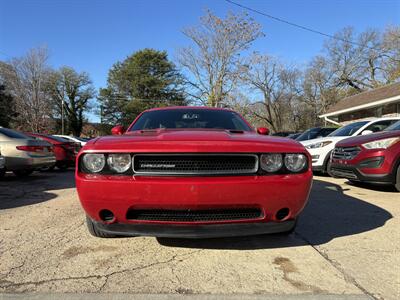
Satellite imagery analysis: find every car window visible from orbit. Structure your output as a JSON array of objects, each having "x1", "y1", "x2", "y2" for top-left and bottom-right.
[
  {"x1": 384, "y1": 120, "x2": 400, "y2": 131},
  {"x1": 362, "y1": 120, "x2": 398, "y2": 133},
  {"x1": 130, "y1": 109, "x2": 252, "y2": 131},
  {"x1": 0, "y1": 128, "x2": 31, "y2": 140},
  {"x1": 296, "y1": 128, "x2": 320, "y2": 141},
  {"x1": 328, "y1": 121, "x2": 369, "y2": 137}
]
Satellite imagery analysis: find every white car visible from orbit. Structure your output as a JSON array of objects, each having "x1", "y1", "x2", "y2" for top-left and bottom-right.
[
  {"x1": 53, "y1": 135, "x2": 88, "y2": 147},
  {"x1": 301, "y1": 117, "x2": 400, "y2": 173}
]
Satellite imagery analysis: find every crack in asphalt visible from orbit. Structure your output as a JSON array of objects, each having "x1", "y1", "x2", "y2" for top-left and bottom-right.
[
  {"x1": 294, "y1": 231, "x2": 380, "y2": 300},
  {"x1": 0, "y1": 249, "x2": 203, "y2": 292}
]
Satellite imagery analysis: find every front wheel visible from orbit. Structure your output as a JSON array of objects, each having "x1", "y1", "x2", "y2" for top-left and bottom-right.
[
  {"x1": 86, "y1": 216, "x2": 116, "y2": 238},
  {"x1": 395, "y1": 164, "x2": 400, "y2": 192},
  {"x1": 0, "y1": 168, "x2": 5, "y2": 178}
]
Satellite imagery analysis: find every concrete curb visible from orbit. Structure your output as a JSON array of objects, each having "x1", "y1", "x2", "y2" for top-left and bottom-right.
[{"x1": 0, "y1": 293, "x2": 373, "y2": 300}]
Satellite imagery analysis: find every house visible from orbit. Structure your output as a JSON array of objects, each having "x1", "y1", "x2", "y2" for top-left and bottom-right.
[{"x1": 319, "y1": 82, "x2": 400, "y2": 125}]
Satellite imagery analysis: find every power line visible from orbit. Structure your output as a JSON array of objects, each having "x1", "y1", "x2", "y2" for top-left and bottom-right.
[{"x1": 224, "y1": 0, "x2": 382, "y2": 52}]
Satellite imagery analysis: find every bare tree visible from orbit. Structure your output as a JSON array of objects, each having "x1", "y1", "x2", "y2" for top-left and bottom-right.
[
  {"x1": 240, "y1": 54, "x2": 301, "y2": 132},
  {"x1": 178, "y1": 10, "x2": 264, "y2": 107},
  {"x1": 324, "y1": 26, "x2": 400, "y2": 92},
  {"x1": 47, "y1": 66, "x2": 96, "y2": 136},
  {"x1": 0, "y1": 47, "x2": 53, "y2": 132}
]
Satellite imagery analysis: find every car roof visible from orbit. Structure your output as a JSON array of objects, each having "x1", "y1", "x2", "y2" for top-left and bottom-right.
[{"x1": 144, "y1": 106, "x2": 235, "y2": 113}]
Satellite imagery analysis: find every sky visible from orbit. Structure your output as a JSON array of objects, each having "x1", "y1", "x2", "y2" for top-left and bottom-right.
[{"x1": 1, "y1": 0, "x2": 399, "y2": 122}]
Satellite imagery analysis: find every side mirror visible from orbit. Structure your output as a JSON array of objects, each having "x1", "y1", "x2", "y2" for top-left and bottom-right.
[
  {"x1": 111, "y1": 125, "x2": 125, "y2": 135},
  {"x1": 361, "y1": 130, "x2": 373, "y2": 135},
  {"x1": 257, "y1": 127, "x2": 270, "y2": 135}
]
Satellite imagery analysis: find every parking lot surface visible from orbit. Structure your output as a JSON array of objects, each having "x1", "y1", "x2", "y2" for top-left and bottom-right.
[{"x1": 0, "y1": 171, "x2": 398, "y2": 300}]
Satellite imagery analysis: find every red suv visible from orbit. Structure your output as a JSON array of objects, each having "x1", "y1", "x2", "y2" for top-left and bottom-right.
[
  {"x1": 330, "y1": 121, "x2": 400, "y2": 191},
  {"x1": 26, "y1": 133, "x2": 79, "y2": 170}
]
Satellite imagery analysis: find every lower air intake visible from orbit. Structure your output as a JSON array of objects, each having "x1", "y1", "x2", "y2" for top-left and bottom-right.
[{"x1": 126, "y1": 208, "x2": 263, "y2": 222}]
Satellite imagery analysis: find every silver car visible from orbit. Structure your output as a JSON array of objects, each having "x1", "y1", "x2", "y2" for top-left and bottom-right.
[{"x1": 0, "y1": 127, "x2": 56, "y2": 177}]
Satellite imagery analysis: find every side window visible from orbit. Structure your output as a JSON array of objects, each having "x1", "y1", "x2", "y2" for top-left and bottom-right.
[{"x1": 363, "y1": 120, "x2": 397, "y2": 133}]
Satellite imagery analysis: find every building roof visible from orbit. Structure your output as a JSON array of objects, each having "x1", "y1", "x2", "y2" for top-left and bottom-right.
[{"x1": 320, "y1": 82, "x2": 400, "y2": 118}]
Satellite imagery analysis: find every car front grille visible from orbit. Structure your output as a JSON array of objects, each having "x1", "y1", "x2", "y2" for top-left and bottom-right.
[
  {"x1": 133, "y1": 154, "x2": 258, "y2": 175},
  {"x1": 330, "y1": 167, "x2": 358, "y2": 179},
  {"x1": 332, "y1": 146, "x2": 361, "y2": 160},
  {"x1": 126, "y1": 208, "x2": 263, "y2": 222}
]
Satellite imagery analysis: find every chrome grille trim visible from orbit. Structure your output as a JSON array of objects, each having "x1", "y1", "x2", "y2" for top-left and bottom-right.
[
  {"x1": 332, "y1": 146, "x2": 361, "y2": 160},
  {"x1": 330, "y1": 167, "x2": 358, "y2": 179},
  {"x1": 132, "y1": 154, "x2": 259, "y2": 175}
]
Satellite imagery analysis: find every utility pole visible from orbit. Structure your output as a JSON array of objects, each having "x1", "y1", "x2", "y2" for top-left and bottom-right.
[{"x1": 61, "y1": 97, "x2": 64, "y2": 135}]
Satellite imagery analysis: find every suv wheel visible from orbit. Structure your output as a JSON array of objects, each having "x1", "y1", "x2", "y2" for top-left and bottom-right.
[
  {"x1": 86, "y1": 216, "x2": 116, "y2": 238},
  {"x1": 395, "y1": 164, "x2": 400, "y2": 192}
]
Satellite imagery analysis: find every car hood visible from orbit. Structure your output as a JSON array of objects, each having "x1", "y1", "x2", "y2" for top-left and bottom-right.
[
  {"x1": 83, "y1": 129, "x2": 306, "y2": 153},
  {"x1": 300, "y1": 136, "x2": 348, "y2": 146},
  {"x1": 337, "y1": 130, "x2": 400, "y2": 147}
]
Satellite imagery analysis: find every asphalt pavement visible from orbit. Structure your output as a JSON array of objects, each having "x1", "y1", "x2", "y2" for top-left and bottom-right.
[{"x1": 0, "y1": 170, "x2": 398, "y2": 299}]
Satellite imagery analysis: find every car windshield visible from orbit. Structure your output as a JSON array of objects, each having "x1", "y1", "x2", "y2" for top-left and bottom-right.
[
  {"x1": 384, "y1": 120, "x2": 400, "y2": 131},
  {"x1": 0, "y1": 128, "x2": 31, "y2": 139},
  {"x1": 296, "y1": 128, "x2": 320, "y2": 141},
  {"x1": 129, "y1": 109, "x2": 252, "y2": 131},
  {"x1": 328, "y1": 121, "x2": 369, "y2": 137}
]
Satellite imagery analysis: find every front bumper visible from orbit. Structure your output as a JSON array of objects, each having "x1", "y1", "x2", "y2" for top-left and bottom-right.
[
  {"x1": 92, "y1": 218, "x2": 296, "y2": 238},
  {"x1": 76, "y1": 172, "x2": 312, "y2": 237},
  {"x1": 330, "y1": 163, "x2": 395, "y2": 184}
]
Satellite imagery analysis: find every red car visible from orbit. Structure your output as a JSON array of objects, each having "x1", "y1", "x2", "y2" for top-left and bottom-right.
[
  {"x1": 76, "y1": 107, "x2": 313, "y2": 238},
  {"x1": 330, "y1": 120, "x2": 400, "y2": 191},
  {"x1": 26, "y1": 133, "x2": 79, "y2": 170}
]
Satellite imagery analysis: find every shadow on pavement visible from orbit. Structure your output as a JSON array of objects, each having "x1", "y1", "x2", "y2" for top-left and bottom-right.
[
  {"x1": 157, "y1": 179, "x2": 393, "y2": 249},
  {"x1": 0, "y1": 169, "x2": 75, "y2": 209}
]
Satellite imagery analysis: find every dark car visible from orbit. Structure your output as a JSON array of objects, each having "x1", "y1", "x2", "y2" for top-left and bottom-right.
[
  {"x1": 26, "y1": 133, "x2": 79, "y2": 170},
  {"x1": 287, "y1": 132, "x2": 302, "y2": 139},
  {"x1": 272, "y1": 131, "x2": 298, "y2": 137},
  {"x1": 296, "y1": 127, "x2": 337, "y2": 142},
  {"x1": 330, "y1": 121, "x2": 400, "y2": 191}
]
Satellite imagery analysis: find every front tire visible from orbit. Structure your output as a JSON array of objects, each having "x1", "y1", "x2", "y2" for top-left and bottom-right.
[
  {"x1": 86, "y1": 216, "x2": 116, "y2": 238},
  {"x1": 395, "y1": 164, "x2": 400, "y2": 192}
]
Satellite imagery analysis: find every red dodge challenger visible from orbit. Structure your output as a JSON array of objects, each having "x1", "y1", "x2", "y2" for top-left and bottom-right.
[{"x1": 76, "y1": 107, "x2": 313, "y2": 238}]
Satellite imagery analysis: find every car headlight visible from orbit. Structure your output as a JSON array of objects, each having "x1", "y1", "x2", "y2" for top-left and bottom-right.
[
  {"x1": 284, "y1": 154, "x2": 307, "y2": 172},
  {"x1": 82, "y1": 154, "x2": 105, "y2": 173},
  {"x1": 362, "y1": 137, "x2": 400, "y2": 149},
  {"x1": 305, "y1": 141, "x2": 332, "y2": 149},
  {"x1": 107, "y1": 153, "x2": 132, "y2": 173},
  {"x1": 260, "y1": 153, "x2": 283, "y2": 172}
]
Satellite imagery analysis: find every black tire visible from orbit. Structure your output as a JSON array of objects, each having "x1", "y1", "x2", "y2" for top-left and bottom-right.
[
  {"x1": 395, "y1": 164, "x2": 400, "y2": 192},
  {"x1": 86, "y1": 216, "x2": 116, "y2": 238},
  {"x1": 0, "y1": 168, "x2": 5, "y2": 178},
  {"x1": 57, "y1": 163, "x2": 69, "y2": 171},
  {"x1": 13, "y1": 170, "x2": 33, "y2": 177},
  {"x1": 41, "y1": 165, "x2": 55, "y2": 172}
]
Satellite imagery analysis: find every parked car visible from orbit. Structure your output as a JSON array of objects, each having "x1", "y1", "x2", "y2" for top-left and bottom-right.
[
  {"x1": 330, "y1": 120, "x2": 400, "y2": 191},
  {"x1": 76, "y1": 107, "x2": 313, "y2": 238},
  {"x1": 296, "y1": 127, "x2": 337, "y2": 142},
  {"x1": 26, "y1": 133, "x2": 78, "y2": 170},
  {"x1": 287, "y1": 132, "x2": 302, "y2": 139},
  {"x1": 272, "y1": 131, "x2": 297, "y2": 137},
  {"x1": 0, "y1": 127, "x2": 55, "y2": 177},
  {"x1": 301, "y1": 117, "x2": 400, "y2": 173},
  {"x1": 53, "y1": 135, "x2": 88, "y2": 147}
]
